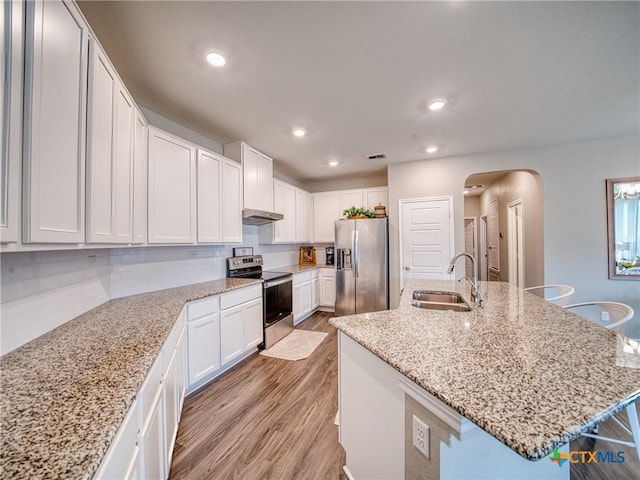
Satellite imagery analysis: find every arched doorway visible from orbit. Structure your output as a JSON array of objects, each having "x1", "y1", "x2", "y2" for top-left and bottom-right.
[{"x1": 463, "y1": 170, "x2": 543, "y2": 287}]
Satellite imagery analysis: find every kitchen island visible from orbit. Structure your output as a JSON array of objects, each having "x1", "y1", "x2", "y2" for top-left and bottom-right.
[{"x1": 330, "y1": 279, "x2": 640, "y2": 479}]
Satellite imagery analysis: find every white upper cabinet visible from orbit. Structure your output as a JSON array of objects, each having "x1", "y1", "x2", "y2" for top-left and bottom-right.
[
  {"x1": 273, "y1": 179, "x2": 295, "y2": 242},
  {"x1": 224, "y1": 141, "x2": 274, "y2": 212},
  {"x1": 86, "y1": 43, "x2": 115, "y2": 243},
  {"x1": 304, "y1": 191, "x2": 314, "y2": 243},
  {"x1": 364, "y1": 187, "x2": 389, "y2": 212},
  {"x1": 197, "y1": 149, "x2": 223, "y2": 243},
  {"x1": 313, "y1": 192, "x2": 340, "y2": 243},
  {"x1": 23, "y1": 0, "x2": 88, "y2": 243},
  {"x1": 295, "y1": 188, "x2": 306, "y2": 242},
  {"x1": 1, "y1": 1, "x2": 23, "y2": 244},
  {"x1": 132, "y1": 109, "x2": 147, "y2": 244},
  {"x1": 259, "y1": 180, "x2": 309, "y2": 244},
  {"x1": 86, "y1": 40, "x2": 134, "y2": 244},
  {"x1": 113, "y1": 85, "x2": 134, "y2": 243},
  {"x1": 339, "y1": 190, "x2": 364, "y2": 213},
  {"x1": 148, "y1": 127, "x2": 196, "y2": 244},
  {"x1": 198, "y1": 150, "x2": 242, "y2": 244},
  {"x1": 313, "y1": 187, "x2": 388, "y2": 243},
  {"x1": 221, "y1": 159, "x2": 243, "y2": 243}
]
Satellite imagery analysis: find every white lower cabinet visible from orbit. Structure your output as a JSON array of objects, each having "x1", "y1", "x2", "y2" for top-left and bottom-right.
[
  {"x1": 312, "y1": 277, "x2": 319, "y2": 310},
  {"x1": 186, "y1": 284, "x2": 262, "y2": 393},
  {"x1": 175, "y1": 329, "x2": 186, "y2": 415},
  {"x1": 163, "y1": 347, "x2": 179, "y2": 474},
  {"x1": 139, "y1": 383, "x2": 165, "y2": 480},
  {"x1": 94, "y1": 399, "x2": 140, "y2": 480},
  {"x1": 96, "y1": 314, "x2": 186, "y2": 480},
  {"x1": 220, "y1": 304, "x2": 245, "y2": 364},
  {"x1": 293, "y1": 270, "x2": 318, "y2": 325},
  {"x1": 97, "y1": 286, "x2": 262, "y2": 480},
  {"x1": 319, "y1": 268, "x2": 336, "y2": 309},
  {"x1": 243, "y1": 298, "x2": 264, "y2": 350},
  {"x1": 220, "y1": 297, "x2": 263, "y2": 366},
  {"x1": 187, "y1": 312, "x2": 221, "y2": 385}
]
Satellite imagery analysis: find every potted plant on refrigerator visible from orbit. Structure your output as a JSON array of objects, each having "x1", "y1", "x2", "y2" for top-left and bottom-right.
[{"x1": 343, "y1": 206, "x2": 375, "y2": 219}]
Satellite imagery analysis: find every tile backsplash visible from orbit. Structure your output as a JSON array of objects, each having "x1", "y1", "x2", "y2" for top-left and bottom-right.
[
  {"x1": 1, "y1": 249, "x2": 111, "y2": 355},
  {"x1": 0, "y1": 225, "x2": 311, "y2": 355}
]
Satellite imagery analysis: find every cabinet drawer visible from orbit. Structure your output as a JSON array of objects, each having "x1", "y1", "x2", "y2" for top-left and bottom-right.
[
  {"x1": 187, "y1": 295, "x2": 219, "y2": 320},
  {"x1": 320, "y1": 267, "x2": 336, "y2": 278},
  {"x1": 293, "y1": 270, "x2": 314, "y2": 285},
  {"x1": 138, "y1": 355, "x2": 163, "y2": 424},
  {"x1": 220, "y1": 284, "x2": 262, "y2": 310}
]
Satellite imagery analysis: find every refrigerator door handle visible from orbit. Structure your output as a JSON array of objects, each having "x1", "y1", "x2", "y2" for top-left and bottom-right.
[{"x1": 353, "y1": 229, "x2": 359, "y2": 278}]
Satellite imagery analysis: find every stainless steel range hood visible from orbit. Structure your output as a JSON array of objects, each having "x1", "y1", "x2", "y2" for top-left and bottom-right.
[{"x1": 242, "y1": 209, "x2": 284, "y2": 226}]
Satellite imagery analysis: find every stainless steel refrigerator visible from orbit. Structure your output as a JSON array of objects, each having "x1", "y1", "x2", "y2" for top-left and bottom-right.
[{"x1": 335, "y1": 218, "x2": 389, "y2": 316}]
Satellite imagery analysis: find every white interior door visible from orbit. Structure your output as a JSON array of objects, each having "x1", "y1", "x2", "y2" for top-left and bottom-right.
[
  {"x1": 488, "y1": 199, "x2": 500, "y2": 276},
  {"x1": 480, "y1": 215, "x2": 488, "y2": 281},
  {"x1": 464, "y1": 217, "x2": 477, "y2": 279},
  {"x1": 507, "y1": 199, "x2": 524, "y2": 287},
  {"x1": 400, "y1": 197, "x2": 453, "y2": 289}
]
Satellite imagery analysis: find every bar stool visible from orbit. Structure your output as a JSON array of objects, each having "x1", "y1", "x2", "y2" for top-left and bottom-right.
[
  {"x1": 563, "y1": 301, "x2": 634, "y2": 334},
  {"x1": 563, "y1": 300, "x2": 638, "y2": 460},
  {"x1": 523, "y1": 285, "x2": 575, "y2": 306}
]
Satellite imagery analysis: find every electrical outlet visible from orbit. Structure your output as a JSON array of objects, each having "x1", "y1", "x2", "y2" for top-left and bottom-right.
[
  {"x1": 601, "y1": 311, "x2": 610, "y2": 322},
  {"x1": 412, "y1": 415, "x2": 430, "y2": 458}
]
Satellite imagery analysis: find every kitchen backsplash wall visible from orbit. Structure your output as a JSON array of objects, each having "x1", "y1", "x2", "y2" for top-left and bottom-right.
[
  {"x1": 1, "y1": 249, "x2": 111, "y2": 355},
  {"x1": 110, "y1": 245, "x2": 228, "y2": 298},
  {"x1": 1, "y1": 226, "x2": 301, "y2": 354}
]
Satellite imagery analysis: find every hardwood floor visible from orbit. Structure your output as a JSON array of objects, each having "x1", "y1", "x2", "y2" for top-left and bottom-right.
[
  {"x1": 169, "y1": 312, "x2": 639, "y2": 480},
  {"x1": 570, "y1": 403, "x2": 640, "y2": 480},
  {"x1": 168, "y1": 312, "x2": 345, "y2": 480}
]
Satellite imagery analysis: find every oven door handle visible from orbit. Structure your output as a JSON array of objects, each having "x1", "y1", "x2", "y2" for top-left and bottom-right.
[{"x1": 264, "y1": 277, "x2": 292, "y2": 288}]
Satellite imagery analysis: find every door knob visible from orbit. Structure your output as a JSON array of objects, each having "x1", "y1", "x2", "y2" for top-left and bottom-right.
[{"x1": 404, "y1": 266, "x2": 410, "y2": 270}]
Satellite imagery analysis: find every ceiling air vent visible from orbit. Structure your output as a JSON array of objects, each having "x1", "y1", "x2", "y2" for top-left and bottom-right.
[{"x1": 367, "y1": 153, "x2": 387, "y2": 160}]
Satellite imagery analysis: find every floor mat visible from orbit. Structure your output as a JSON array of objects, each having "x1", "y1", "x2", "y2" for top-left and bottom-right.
[{"x1": 260, "y1": 329, "x2": 328, "y2": 361}]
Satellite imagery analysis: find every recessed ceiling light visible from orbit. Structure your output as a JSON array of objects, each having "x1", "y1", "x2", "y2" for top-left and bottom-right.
[
  {"x1": 425, "y1": 146, "x2": 439, "y2": 154},
  {"x1": 328, "y1": 160, "x2": 339, "y2": 167},
  {"x1": 292, "y1": 128, "x2": 306, "y2": 137},
  {"x1": 428, "y1": 99, "x2": 447, "y2": 111},
  {"x1": 206, "y1": 52, "x2": 226, "y2": 67}
]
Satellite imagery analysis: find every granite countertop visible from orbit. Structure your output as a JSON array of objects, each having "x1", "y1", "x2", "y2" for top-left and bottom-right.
[
  {"x1": 330, "y1": 279, "x2": 640, "y2": 461},
  {"x1": 275, "y1": 263, "x2": 334, "y2": 274},
  {"x1": 0, "y1": 278, "x2": 261, "y2": 480}
]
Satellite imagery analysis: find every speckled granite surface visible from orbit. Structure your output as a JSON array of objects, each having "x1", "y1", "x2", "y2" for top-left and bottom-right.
[
  {"x1": 0, "y1": 278, "x2": 260, "y2": 480},
  {"x1": 275, "y1": 264, "x2": 334, "y2": 274},
  {"x1": 330, "y1": 279, "x2": 640, "y2": 461}
]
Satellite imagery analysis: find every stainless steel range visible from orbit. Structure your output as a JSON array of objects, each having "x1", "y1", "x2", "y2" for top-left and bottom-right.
[{"x1": 227, "y1": 255, "x2": 293, "y2": 349}]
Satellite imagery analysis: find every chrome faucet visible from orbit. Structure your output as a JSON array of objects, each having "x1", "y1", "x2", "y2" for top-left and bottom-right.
[{"x1": 447, "y1": 252, "x2": 484, "y2": 307}]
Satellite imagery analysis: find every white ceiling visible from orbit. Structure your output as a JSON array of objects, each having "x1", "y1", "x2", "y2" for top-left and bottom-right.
[{"x1": 77, "y1": 1, "x2": 640, "y2": 183}]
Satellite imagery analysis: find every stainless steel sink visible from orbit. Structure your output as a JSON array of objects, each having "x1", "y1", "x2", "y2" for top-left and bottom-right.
[
  {"x1": 412, "y1": 290, "x2": 466, "y2": 304},
  {"x1": 411, "y1": 301, "x2": 472, "y2": 312},
  {"x1": 411, "y1": 290, "x2": 471, "y2": 312}
]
